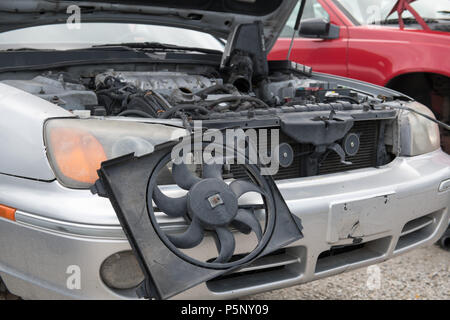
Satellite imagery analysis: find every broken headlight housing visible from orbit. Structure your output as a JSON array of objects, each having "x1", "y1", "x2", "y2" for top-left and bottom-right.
[
  {"x1": 44, "y1": 118, "x2": 187, "y2": 189},
  {"x1": 398, "y1": 102, "x2": 440, "y2": 156}
]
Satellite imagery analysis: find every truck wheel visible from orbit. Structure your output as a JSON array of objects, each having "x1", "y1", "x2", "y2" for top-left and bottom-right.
[
  {"x1": 0, "y1": 277, "x2": 21, "y2": 300},
  {"x1": 438, "y1": 228, "x2": 450, "y2": 251},
  {"x1": 430, "y1": 75, "x2": 450, "y2": 154}
]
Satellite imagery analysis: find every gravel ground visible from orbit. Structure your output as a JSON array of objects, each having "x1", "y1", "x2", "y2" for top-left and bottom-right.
[
  {"x1": 1, "y1": 244, "x2": 448, "y2": 300},
  {"x1": 245, "y1": 244, "x2": 450, "y2": 300}
]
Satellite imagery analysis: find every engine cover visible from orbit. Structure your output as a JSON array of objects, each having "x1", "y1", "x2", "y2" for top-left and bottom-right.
[{"x1": 95, "y1": 71, "x2": 222, "y2": 102}]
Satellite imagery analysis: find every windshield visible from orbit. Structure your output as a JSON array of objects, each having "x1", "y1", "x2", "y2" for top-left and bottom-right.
[
  {"x1": 335, "y1": 0, "x2": 450, "y2": 25},
  {"x1": 0, "y1": 23, "x2": 225, "y2": 51},
  {"x1": 281, "y1": 0, "x2": 330, "y2": 37}
]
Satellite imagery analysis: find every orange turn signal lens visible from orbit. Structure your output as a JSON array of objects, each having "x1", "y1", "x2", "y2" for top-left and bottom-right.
[
  {"x1": 0, "y1": 204, "x2": 16, "y2": 221},
  {"x1": 48, "y1": 127, "x2": 107, "y2": 185}
]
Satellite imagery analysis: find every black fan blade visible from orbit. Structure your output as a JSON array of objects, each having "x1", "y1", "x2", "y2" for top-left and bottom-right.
[
  {"x1": 231, "y1": 209, "x2": 262, "y2": 241},
  {"x1": 153, "y1": 187, "x2": 187, "y2": 217},
  {"x1": 172, "y1": 162, "x2": 201, "y2": 190},
  {"x1": 166, "y1": 218, "x2": 204, "y2": 249},
  {"x1": 202, "y1": 163, "x2": 223, "y2": 179},
  {"x1": 213, "y1": 227, "x2": 236, "y2": 263},
  {"x1": 229, "y1": 179, "x2": 265, "y2": 198}
]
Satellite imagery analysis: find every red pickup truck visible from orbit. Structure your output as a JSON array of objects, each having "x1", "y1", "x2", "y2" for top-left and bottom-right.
[{"x1": 269, "y1": 0, "x2": 450, "y2": 152}]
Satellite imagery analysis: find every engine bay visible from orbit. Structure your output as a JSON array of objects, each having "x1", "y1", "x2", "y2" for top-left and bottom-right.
[
  {"x1": 0, "y1": 62, "x2": 380, "y2": 120},
  {"x1": 0, "y1": 56, "x2": 400, "y2": 179},
  {"x1": 0, "y1": 22, "x2": 397, "y2": 124}
]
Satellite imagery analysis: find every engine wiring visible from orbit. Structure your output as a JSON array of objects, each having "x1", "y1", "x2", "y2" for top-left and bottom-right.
[
  {"x1": 90, "y1": 72, "x2": 450, "y2": 132},
  {"x1": 158, "y1": 105, "x2": 210, "y2": 119},
  {"x1": 203, "y1": 95, "x2": 270, "y2": 110},
  {"x1": 324, "y1": 95, "x2": 361, "y2": 105},
  {"x1": 117, "y1": 109, "x2": 154, "y2": 118},
  {"x1": 386, "y1": 104, "x2": 450, "y2": 130}
]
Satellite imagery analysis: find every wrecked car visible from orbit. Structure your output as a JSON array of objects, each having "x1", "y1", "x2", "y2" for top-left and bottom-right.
[{"x1": 0, "y1": 0, "x2": 449, "y2": 300}]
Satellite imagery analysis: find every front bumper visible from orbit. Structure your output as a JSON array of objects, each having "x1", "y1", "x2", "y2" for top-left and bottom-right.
[{"x1": 0, "y1": 150, "x2": 449, "y2": 299}]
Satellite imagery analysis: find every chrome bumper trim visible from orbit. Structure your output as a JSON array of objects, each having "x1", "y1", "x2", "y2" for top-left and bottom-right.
[{"x1": 15, "y1": 210, "x2": 126, "y2": 239}]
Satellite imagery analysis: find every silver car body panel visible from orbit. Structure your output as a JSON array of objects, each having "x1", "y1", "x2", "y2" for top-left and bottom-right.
[
  {"x1": 0, "y1": 83, "x2": 72, "y2": 181},
  {"x1": 0, "y1": 149, "x2": 449, "y2": 299}
]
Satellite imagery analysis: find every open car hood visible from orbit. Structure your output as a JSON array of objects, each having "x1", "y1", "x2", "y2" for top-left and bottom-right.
[{"x1": 0, "y1": 0, "x2": 297, "y2": 51}]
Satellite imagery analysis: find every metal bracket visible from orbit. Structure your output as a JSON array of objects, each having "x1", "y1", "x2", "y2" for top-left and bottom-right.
[{"x1": 327, "y1": 143, "x2": 352, "y2": 165}]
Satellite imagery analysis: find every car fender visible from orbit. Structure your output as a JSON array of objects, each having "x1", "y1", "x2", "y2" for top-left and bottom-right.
[
  {"x1": 346, "y1": 27, "x2": 450, "y2": 86},
  {"x1": 0, "y1": 83, "x2": 73, "y2": 181}
]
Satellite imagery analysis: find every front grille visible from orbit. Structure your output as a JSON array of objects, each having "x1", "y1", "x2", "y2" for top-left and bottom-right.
[
  {"x1": 206, "y1": 247, "x2": 305, "y2": 292},
  {"x1": 229, "y1": 120, "x2": 380, "y2": 180},
  {"x1": 318, "y1": 120, "x2": 379, "y2": 175},
  {"x1": 315, "y1": 237, "x2": 391, "y2": 274},
  {"x1": 227, "y1": 134, "x2": 311, "y2": 180}
]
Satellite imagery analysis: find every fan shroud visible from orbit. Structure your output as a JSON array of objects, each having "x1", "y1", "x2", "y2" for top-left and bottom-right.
[{"x1": 93, "y1": 138, "x2": 304, "y2": 299}]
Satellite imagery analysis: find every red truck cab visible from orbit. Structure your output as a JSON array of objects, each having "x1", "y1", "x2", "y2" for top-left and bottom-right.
[{"x1": 270, "y1": 0, "x2": 450, "y2": 152}]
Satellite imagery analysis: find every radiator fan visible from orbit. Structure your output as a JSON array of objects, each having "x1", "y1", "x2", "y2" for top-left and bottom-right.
[
  {"x1": 149, "y1": 156, "x2": 272, "y2": 268},
  {"x1": 94, "y1": 140, "x2": 303, "y2": 299}
]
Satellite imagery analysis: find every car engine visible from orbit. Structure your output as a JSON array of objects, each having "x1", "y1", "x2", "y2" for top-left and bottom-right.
[{"x1": 0, "y1": 64, "x2": 368, "y2": 119}]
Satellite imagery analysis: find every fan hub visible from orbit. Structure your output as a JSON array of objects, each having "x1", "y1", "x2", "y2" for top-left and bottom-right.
[
  {"x1": 207, "y1": 194, "x2": 224, "y2": 208},
  {"x1": 187, "y1": 178, "x2": 238, "y2": 228}
]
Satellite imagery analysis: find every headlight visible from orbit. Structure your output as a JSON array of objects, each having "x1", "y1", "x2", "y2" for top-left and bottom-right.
[
  {"x1": 398, "y1": 102, "x2": 440, "y2": 156},
  {"x1": 44, "y1": 118, "x2": 187, "y2": 189}
]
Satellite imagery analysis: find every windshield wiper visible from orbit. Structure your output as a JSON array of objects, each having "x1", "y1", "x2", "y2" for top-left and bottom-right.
[
  {"x1": 374, "y1": 17, "x2": 440, "y2": 25},
  {"x1": 92, "y1": 42, "x2": 223, "y2": 55},
  {"x1": 1, "y1": 47, "x2": 57, "y2": 52}
]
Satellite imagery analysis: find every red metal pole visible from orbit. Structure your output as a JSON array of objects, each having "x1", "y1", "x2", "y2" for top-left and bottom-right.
[{"x1": 388, "y1": 0, "x2": 430, "y2": 31}]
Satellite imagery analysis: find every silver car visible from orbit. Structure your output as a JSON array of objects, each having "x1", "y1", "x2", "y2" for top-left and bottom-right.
[{"x1": 0, "y1": 0, "x2": 449, "y2": 300}]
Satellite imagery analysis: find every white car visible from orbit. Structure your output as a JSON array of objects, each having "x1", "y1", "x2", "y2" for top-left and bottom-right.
[{"x1": 0, "y1": 0, "x2": 448, "y2": 300}]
